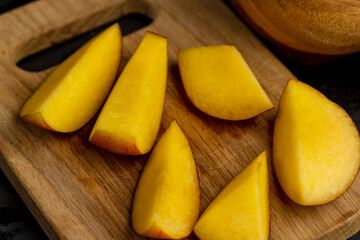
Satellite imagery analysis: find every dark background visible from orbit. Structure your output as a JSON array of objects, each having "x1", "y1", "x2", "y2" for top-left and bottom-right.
[{"x1": 1, "y1": 1, "x2": 360, "y2": 239}]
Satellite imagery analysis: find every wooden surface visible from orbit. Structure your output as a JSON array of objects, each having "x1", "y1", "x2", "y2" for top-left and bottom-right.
[{"x1": 0, "y1": 0, "x2": 360, "y2": 239}]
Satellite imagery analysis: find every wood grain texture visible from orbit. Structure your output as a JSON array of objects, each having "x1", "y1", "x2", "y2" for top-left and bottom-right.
[{"x1": 0, "y1": 0, "x2": 359, "y2": 239}]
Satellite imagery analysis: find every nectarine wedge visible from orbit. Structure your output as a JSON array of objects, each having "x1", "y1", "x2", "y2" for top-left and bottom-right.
[
  {"x1": 89, "y1": 32, "x2": 167, "y2": 155},
  {"x1": 178, "y1": 45, "x2": 273, "y2": 120},
  {"x1": 132, "y1": 120, "x2": 200, "y2": 239},
  {"x1": 273, "y1": 79, "x2": 360, "y2": 205},
  {"x1": 20, "y1": 24, "x2": 122, "y2": 132},
  {"x1": 194, "y1": 152, "x2": 269, "y2": 240}
]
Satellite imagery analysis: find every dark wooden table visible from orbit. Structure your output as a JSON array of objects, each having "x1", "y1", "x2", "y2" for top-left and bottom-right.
[{"x1": 0, "y1": 1, "x2": 359, "y2": 239}]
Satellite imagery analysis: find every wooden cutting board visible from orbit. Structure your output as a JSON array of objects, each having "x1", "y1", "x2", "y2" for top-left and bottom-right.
[{"x1": 0, "y1": 0, "x2": 359, "y2": 239}]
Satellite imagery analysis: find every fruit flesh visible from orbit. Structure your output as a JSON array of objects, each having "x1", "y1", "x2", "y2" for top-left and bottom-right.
[
  {"x1": 132, "y1": 121, "x2": 200, "y2": 239},
  {"x1": 178, "y1": 45, "x2": 273, "y2": 120},
  {"x1": 20, "y1": 24, "x2": 122, "y2": 132},
  {"x1": 194, "y1": 152, "x2": 269, "y2": 240},
  {"x1": 89, "y1": 32, "x2": 167, "y2": 155},
  {"x1": 273, "y1": 79, "x2": 360, "y2": 205}
]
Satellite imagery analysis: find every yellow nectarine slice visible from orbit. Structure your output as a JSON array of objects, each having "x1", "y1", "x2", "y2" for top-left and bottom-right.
[
  {"x1": 20, "y1": 24, "x2": 122, "y2": 132},
  {"x1": 194, "y1": 152, "x2": 269, "y2": 240},
  {"x1": 273, "y1": 79, "x2": 360, "y2": 205},
  {"x1": 132, "y1": 120, "x2": 200, "y2": 239},
  {"x1": 178, "y1": 45, "x2": 273, "y2": 120},
  {"x1": 89, "y1": 32, "x2": 167, "y2": 155}
]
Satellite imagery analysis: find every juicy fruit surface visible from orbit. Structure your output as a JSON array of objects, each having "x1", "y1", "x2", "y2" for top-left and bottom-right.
[
  {"x1": 132, "y1": 121, "x2": 200, "y2": 239},
  {"x1": 178, "y1": 45, "x2": 273, "y2": 120},
  {"x1": 89, "y1": 32, "x2": 167, "y2": 155},
  {"x1": 274, "y1": 79, "x2": 360, "y2": 205},
  {"x1": 20, "y1": 24, "x2": 122, "y2": 132},
  {"x1": 194, "y1": 152, "x2": 269, "y2": 240}
]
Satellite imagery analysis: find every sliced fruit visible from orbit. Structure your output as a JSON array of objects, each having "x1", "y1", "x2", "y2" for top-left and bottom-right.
[
  {"x1": 178, "y1": 45, "x2": 273, "y2": 120},
  {"x1": 273, "y1": 79, "x2": 360, "y2": 205},
  {"x1": 132, "y1": 120, "x2": 200, "y2": 239},
  {"x1": 20, "y1": 23, "x2": 122, "y2": 132},
  {"x1": 89, "y1": 32, "x2": 167, "y2": 155},
  {"x1": 194, "y1": 152, "x2": 269, "y2": 240}
]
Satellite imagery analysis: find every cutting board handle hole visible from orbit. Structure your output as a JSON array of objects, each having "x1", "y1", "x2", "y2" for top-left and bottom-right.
[
  {"x1": 0, "y1": 0, "x2": 33, "y2": 14},
  {"x1": 16, "y1": 13, "x2": 152, "y2": 72}
]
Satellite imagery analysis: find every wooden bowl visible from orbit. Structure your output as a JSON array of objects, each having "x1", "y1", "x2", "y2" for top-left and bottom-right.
[{"x1": 230, "y1": 0, "x2": 360, "y2": 64}]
